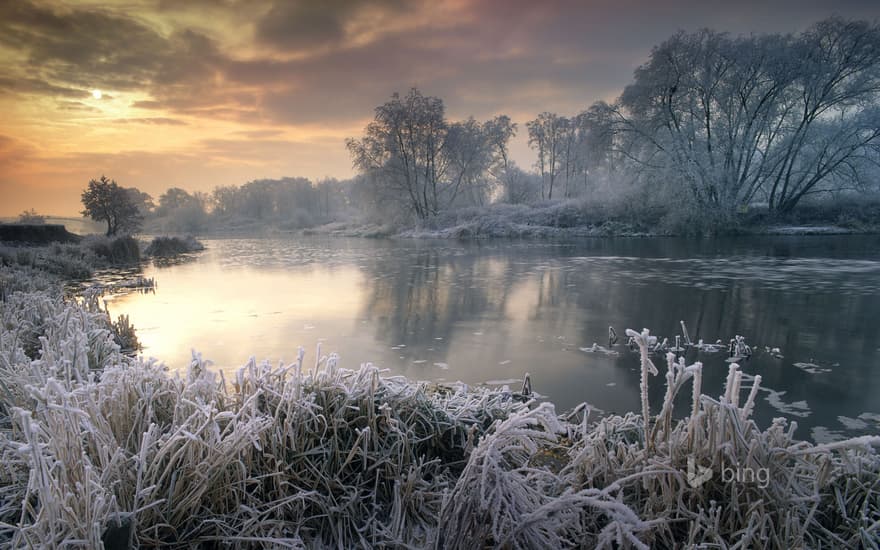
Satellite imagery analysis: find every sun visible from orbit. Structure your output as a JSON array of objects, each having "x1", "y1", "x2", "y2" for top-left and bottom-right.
[{"x1": 91, "y1": 89, "x2": 102, "y2": 100}]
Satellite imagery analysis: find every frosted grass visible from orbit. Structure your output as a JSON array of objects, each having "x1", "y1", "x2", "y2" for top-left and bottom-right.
[{"x1": 1, "y1": 288, "x2": 878, "y2": 548}]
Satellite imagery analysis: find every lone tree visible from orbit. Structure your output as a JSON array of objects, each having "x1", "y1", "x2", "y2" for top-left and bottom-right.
[{"x1": 81, "y1": 175, "x2": 143, "y2": 236}]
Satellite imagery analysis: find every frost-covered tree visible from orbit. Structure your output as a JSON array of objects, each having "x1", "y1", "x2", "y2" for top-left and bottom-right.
[
  {"x1": 483, "y1": 115, "x2": 519, "y2": 202},
  {"x1": 446, "y1": 117, "x2": 496, "y2": 207},
  {"x1": 347, "y1": 88, "x2": 447, "y2": 219},
  {"x1": 526, "y1": 112, "x2": 568, "y2": 200},
  {"x1": 608, "y1": 18, "x2": 880, "y2": 216},
  {"x1": 347, "y1": 88, "x2": 512, "y2": 218},
  {"x1": 81, "y1": 175, "x2": 143, "y2": 236}
]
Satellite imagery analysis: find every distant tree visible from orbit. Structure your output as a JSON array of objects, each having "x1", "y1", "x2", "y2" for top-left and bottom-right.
[
  {"x1": 211, "y1": 185, "x2": 240, "y2": 217},
  {"x1": 157, "y1": 187, "x2": 195, "y2": 217},
  {"x1": 527, "y1": 113, "x2": 568, "y2": 200},
  {"x1": 483, "y1": 115, "x2": 519, "y2": 202},
  {"x1": 81, "y1": 175, "x2": 143, "y2": 236},
  {"x1": 18, "y1": 208, "x2": 46, "y2": 224},
  {"x1": 156, "y1": 187, "x2": 210, "y2": 232},
  {"x1": 125, "y1": 188, "x2": 155, "y2": 218}
]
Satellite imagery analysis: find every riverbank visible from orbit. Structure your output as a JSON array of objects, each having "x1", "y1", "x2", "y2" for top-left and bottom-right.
[
  {"x1": 296, "y1": 199, "x2": 880, "y2": 240},
  {"x1": 0, "y1": 234, "x2": 204, "y2": 284},
  {"x1": 1, "y1": 252, "x2": 878, "y2": 547}
]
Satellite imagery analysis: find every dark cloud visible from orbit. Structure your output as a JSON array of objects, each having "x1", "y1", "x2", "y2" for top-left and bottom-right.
[
  {"x1": 254, "y1": 0, "x2": 410, "y2": 52},
  {"x1": 0, "y1": 76, "x2": 88, "y2": 98},
  {"x1": 0, "y1": 1, "x2": 171, "y2": 91},
  {"x1": 4, "y1": 0, "x2": 875, "y2": 129}
]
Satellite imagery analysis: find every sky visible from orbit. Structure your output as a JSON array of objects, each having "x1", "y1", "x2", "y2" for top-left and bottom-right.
[{"x1": 1, "y1": 0, "x2": 878, "y2": 216}]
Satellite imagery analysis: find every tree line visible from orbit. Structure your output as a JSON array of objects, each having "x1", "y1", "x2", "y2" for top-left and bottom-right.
[
  {"x1": 347, "y1": 17, "x2": 880, "y2": 229},
  {"x1": 79, "y1": 176, "x2": 357, "y2": 236},
  {"x1": 77, "y1": 17, "x2": 880, "y2": 236}
]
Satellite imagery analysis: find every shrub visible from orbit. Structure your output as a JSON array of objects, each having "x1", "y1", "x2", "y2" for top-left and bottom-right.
[
  {"x1": 85, "y1": 235, "x2": 141, "y2": 265},
  {"x1": 144, "y1": 236, "x2": 205, "y2": 257}
]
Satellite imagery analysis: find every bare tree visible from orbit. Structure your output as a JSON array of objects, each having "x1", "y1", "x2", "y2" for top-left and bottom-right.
[
  {"x1": 608, "y1": 19, "x2": 880, "y2": 216},
  {"x1": 348, "y1": 89, "x2": 447, "y2": 219},
  {"x1": 348, "y1": 89, "x2": 512, "y2": 218},
  {"x1": 483, "y1": 115, "x2": 519, "y2": 203},
  {"x1": 527, "y1": 113, "x2": 568, "y2": 200}
]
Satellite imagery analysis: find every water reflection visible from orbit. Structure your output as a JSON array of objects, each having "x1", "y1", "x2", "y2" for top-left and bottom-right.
[{"x1": 106, "y1": 235, "x2": 880, "y2": 442}]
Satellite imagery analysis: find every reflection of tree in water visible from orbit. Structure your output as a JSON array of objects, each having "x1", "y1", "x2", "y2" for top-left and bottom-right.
[
  {"x1": 356, "y1": 241, "x2": 880, "y2": 438},
  {"x1": 359, "y1": 248, "x2": 526, "y2": 349}
]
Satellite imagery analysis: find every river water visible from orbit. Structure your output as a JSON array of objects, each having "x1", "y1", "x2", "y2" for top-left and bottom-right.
[{"x1": 106, "y1": 235, "x2": 880, "y2": 442}]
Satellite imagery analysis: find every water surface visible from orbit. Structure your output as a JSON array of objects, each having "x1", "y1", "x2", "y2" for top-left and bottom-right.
[{"x1": 107, "y1": 235, "x2": 880, "y2": 442}]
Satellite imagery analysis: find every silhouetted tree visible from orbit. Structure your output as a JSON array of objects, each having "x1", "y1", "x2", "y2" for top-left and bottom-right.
[{"x1": 81, "y1": 175, "x2": 143, "y2": 236}]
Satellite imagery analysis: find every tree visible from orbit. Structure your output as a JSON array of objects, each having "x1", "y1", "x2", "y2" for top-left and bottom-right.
[
  {"x1": 348, "y1": 89, "x2": 516, "y2": 218},
  {"x1": 347, "y1": 88, "x2": 448, "y2": 219},
  {"x1": 157, "y1": 187, "x2": 196, "y2": 217},
  {"x1": 610, "y1": 18, "x2": 880, "y2": 216},
  {"x1": 81, "y1": 175, "x2": 143, "y2": 236},
  {"x1": 527, "y1": 113, "x2": 568, "y2": 200},
  {"x1": 445, "y1": 117, "x2": 496, "y2": 207},
  {"x1": 125, "y1": 188, "x2": 155, "y2": 218},
  {"x1": 484, "y1": 115, "x2": 520, "y2": 202}
]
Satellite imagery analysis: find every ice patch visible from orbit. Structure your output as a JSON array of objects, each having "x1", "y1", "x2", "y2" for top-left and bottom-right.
[
  {"x1": 837, "y1": 416, "x2": 869, "y2": 430},
  {"x1": 579, "y1": 343, "x2": 619, "y2": 357},
  {"x1": 763, "y1": 389, "x2": 810, "y2": 418},
  {"x1": 793, "y1": 361, "x2": 832, "y2": 374},
  {"x1": 811, "y1": 426, "x2": 846, "y2": 444}
]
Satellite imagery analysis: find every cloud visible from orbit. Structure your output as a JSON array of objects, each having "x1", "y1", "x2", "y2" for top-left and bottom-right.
[
  {"x1": 113, "y1": 117, "x2": 189, "y2": 126},
  {"x1": 254, "y1": 0, "x2": 410, "y2": 53},
  {"x1": 0, "y1": 1, "x2": 171, "y2": 92},
  {"x1": 2, "y1": 0, "x2": 878, "y2": 215},
  {"x1": 0, "y1": 76, "x2": 88, "y2": 98}
]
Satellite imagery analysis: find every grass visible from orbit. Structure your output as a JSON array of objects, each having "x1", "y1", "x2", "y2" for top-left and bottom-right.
[{"x1": 0, "y1": 279, "x2": 877, "y2": 548}]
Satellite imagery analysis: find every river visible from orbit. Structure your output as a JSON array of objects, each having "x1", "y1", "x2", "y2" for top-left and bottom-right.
[{"x1": 106, "y1": 234, "x2": 880, "y2": 442}]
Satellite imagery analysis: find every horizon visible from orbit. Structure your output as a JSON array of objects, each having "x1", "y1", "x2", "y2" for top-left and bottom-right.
[{"x1": 2, "y1": 0, "x2": 878, "y2": 216}]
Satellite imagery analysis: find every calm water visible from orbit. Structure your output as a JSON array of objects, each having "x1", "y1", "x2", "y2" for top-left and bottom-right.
[{"x1": 106, "y1": 235, "x2": 880, "y2": 442}]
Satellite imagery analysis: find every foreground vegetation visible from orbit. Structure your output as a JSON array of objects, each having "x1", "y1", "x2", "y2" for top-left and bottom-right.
[{"x1": 0, "y1": 263, "x2": 877, "y2": 548}]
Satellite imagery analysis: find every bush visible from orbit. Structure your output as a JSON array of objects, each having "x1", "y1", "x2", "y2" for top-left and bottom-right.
[
  {"x1": 85, "y1": 235, "x2": 141, "y2": 265},
  {"x1": 144, "y1": 236, "x2": 205, "y2": 257}
]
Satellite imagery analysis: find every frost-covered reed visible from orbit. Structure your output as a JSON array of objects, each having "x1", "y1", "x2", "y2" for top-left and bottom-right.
[{"x1": 1, "y1": 287, "x2": 878, "y2": 548}]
